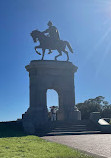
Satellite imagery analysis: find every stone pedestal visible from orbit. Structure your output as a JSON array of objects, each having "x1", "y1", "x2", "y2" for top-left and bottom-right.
[{"x1": 22, "y1": 60, "x2": 81, "y2": 134}]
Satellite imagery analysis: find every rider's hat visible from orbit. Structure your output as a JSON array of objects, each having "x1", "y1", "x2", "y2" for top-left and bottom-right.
[{"x1": 47, "y1": 21, "x2": 52, "y2": 26}]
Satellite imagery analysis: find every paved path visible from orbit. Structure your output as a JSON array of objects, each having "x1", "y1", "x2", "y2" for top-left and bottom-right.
[{"x1": 42, "y1": 134, "x2": 111, "y2": 158}]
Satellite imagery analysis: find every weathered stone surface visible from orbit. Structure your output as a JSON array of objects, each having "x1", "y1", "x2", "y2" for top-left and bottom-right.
[
  {"x1": 90, "y1": 112, "x2": 101, "y2": 122},
  {"x1": 22, "y1": 60, "x2": 81, "y2": 134}
]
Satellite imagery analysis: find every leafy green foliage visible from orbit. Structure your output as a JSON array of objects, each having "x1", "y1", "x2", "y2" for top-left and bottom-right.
[
  {"x1": 109, "y1": 119, "x2": 111, "y2": 125},
  {"x1": 101, "y1": 105, "x2": 111, "y2": 118},
  {"x1": 76, "y1": 96, "x2": 111, "y2": 119}
]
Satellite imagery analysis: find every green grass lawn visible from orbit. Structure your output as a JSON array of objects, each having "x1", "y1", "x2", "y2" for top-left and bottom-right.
[
  {"x1": 0, "y1": 122, "x2": 94, "y2": 158},
  {"x1": 0, "y1": 136, "x2": 93, "y2": 158}
]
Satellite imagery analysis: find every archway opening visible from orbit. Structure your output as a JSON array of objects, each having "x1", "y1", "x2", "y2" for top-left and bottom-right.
[{"x1": 47, "y1": 89, "x2": 59, "y2": 111}]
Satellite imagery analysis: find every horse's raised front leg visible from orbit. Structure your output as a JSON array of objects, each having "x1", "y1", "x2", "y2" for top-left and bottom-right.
[
  {"x1": 63, "y1": 50, "x2": 69, "y2": 61},
  {"x1": 55, "y1": 50, "x2": 62, "y2": 61},
  {"x1": 41, "y1": 49, "x2": 45, "y2": 60},
  {"x1": 35, "y1": 46, "x2": 41, "y2": 55}
]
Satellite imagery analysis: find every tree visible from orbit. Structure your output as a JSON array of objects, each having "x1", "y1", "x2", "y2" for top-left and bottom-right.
[
  {"x1": 76, "y1": 96, "x2": 111, "y2": 119},
  {"x1": 101, "y1": 104, "x2": 111, "y2": 118},
  {"x1": 76, "y1": 101, "x2": 101, "y2": 119}
]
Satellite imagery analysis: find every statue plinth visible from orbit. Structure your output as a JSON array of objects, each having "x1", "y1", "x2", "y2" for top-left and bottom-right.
[{"x1": 22, "y1": 60, "x2": 81, "y2": 134}]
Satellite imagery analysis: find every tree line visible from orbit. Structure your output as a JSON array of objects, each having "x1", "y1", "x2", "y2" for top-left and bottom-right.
[{"x1": 76, "y1": 96, "x2": 111, "y2": 119}]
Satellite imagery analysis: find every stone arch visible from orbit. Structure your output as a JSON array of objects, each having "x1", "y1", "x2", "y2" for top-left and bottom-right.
[
  {"x1": 46, "y1": 88, "x2": 64, "y2": 120},
  {"x1": 46, "y1": 89, "x2": 59, "y2": 109},
  {"x1": 22, "y1": 60, "x2": 81, "y2": 134}
]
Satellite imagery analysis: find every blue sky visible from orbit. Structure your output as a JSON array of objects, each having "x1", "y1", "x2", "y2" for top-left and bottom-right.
[{"x1": 0, "y1": 0, "x2": 111, "y2": 121}]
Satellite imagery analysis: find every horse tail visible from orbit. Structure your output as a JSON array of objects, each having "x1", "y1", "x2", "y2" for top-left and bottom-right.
[
  {"x1": 36, "y1": 51, "x2": 41, "y2": 55},
  {"x1": 35, "y1": 47, "x2": 41, "y2": 55},
  {"x1": 65, "y1": 41, "x2": 73, "y2": 53}
]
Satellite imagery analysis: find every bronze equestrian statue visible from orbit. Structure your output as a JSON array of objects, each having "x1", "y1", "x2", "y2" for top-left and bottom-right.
[
  {"x1": 30, "y1": 21, "x2": 73, "y2": 61},
  {"x1": 42, "y1": 21, "x2": 60, "y2": 54}
]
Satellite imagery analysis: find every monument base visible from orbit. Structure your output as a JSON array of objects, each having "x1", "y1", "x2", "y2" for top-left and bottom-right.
[
  {"x1": 22, "y1": 107, "x2": 48, "y2": 134},
  {"x1": 22, "y1": 108, "x2": 81, "y2": 134}
]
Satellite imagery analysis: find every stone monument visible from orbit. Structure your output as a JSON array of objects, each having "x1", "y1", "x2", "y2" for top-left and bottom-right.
[{"x1": 22, "y1": 22, "x2": 81, "y2": 134}]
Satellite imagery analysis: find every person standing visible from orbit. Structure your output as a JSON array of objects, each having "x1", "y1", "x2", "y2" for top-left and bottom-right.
[{"x1": 50, "y1": 106, "x2": 57, "y2": 121}]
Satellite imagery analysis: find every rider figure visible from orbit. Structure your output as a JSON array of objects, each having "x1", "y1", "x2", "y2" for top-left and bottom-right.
[{"x1": 43, "y1": 21, "x2": 60, "y2": 54}]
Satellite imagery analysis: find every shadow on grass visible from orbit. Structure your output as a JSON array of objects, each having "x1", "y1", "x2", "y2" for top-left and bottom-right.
[{"x1": 0, "y1": 121, "x2": 27, "y2": 138}]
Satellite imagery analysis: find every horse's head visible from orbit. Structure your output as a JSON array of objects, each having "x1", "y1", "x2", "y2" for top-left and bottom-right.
[{"x1": 30, "y1": 30, "x2": 41, "y2": 42}]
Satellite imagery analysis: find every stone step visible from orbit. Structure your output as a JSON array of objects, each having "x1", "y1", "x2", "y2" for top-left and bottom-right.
[
  {"x1": 53, "y1": 126, "x2": 87, "y2": 130},
  {"x1": 36, "y1": 120, "x2": 101, "y2": 136},
  {"x1": 51, "y1": 120, "x2": 90, "y2": 126},
  {"x1": 53, "y1": 125, "x2": 87, "y2": 128},
  {"x1": 49, "y1": 120, "x2": 100, "y2": 134},
  {"x1": 51, "y1": 129, "x2": 87, "y2": 132},
  {"x1": 51, "y1": 125, "x2": 87, "y2": 132},
  {"x1": 46, "y1": 130, "x2": 101, "y2": 136},
  {"x1": 54, "y1": 126, "x2": 87, "y2": 129}
]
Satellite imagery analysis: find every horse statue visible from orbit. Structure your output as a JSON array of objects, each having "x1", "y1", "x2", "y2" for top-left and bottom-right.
[{"x1": 30, "y1": 30, "x2": 73, "y2": 61}]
